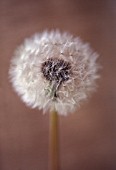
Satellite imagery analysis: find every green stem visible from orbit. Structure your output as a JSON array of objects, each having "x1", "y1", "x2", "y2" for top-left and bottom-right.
[{"x1": 49, "y1": 110, "x2": 59, "y2": 170}]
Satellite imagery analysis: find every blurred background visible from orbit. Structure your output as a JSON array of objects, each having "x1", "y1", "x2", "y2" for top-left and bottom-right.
[{"x1": 0, "y1": 0, "x2": 116, "y2": 170}]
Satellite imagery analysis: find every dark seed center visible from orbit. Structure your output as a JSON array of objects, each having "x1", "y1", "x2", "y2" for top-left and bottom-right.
[
  {"x1": 42, "y1": 58, "x2": 71, "y2": 83},
  {"x1": 41, "y1": 58, "x2": 71, "y2": 98}
]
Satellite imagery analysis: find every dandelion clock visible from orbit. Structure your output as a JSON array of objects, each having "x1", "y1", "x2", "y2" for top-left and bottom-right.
[{"x1": 9, "y1": 31, "x2": 100, "y2": 170}]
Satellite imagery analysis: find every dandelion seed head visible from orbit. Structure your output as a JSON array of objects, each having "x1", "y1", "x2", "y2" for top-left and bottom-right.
[{"x1": 9, "y1": 30, "x2": 100, "y2": 115}]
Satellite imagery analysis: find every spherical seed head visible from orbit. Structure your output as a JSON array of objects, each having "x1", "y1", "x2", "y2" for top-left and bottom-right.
[{"x1": 9, "y1": 31, "x2": 100, "y2": 115}]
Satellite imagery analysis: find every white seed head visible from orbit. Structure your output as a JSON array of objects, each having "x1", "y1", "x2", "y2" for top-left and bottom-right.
[{"x1": 9, "y1": 31, "x2": 100, "y2": 115}]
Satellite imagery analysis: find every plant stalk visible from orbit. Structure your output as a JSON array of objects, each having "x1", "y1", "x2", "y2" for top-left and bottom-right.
[{"x1": 49, "y1": 110, "x2": 59, "y2": 170}]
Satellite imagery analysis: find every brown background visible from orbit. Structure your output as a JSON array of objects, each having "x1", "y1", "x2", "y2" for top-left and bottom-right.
[{"x1": 0, "y1": 0, "x2": 116, "y2": 170}]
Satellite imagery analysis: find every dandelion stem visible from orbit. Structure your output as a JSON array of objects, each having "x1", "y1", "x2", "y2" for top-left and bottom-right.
[{"x1": 49, "y1": 109, "x2": 60, "y2": 170}]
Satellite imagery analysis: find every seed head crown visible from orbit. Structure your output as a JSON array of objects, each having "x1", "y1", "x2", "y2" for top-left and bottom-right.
[{"x1": 9, "y1": 31, "x2": 100, "y2": 115}]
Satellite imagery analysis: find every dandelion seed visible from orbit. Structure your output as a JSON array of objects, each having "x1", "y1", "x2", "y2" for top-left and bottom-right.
[{"x1": 9, "y1": 30, "x2": 100, "y2": 115}]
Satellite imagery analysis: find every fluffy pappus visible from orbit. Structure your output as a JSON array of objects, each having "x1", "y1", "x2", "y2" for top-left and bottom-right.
[{"x1": 9, "y1": 31, "x2": 100, "y2": 115}]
